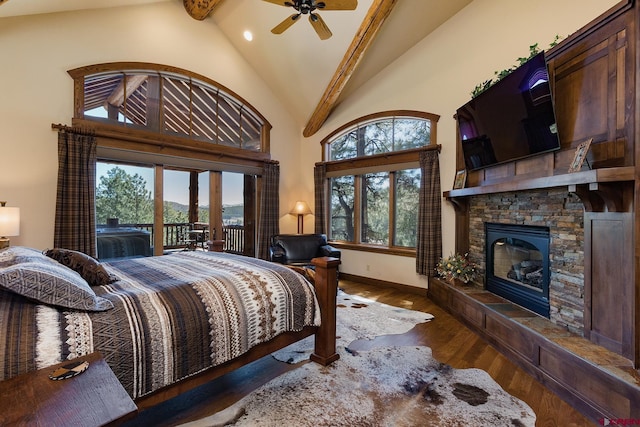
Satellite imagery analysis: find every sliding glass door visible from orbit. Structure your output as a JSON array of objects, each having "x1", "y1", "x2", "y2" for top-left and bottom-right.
[
  {"x1": 96, "y1": 162, "x2": 257, "y2": 259},
  {"x1": 95, "y1": 162, "x2": 154, "y2": 260}
]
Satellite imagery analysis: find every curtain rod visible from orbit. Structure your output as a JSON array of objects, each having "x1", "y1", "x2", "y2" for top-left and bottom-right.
[
  {"x1": 51, "y1": 123, "x2": 95, "y2": 136},
  {"x1": 53, "y1": 122, "x2": 277, "y2": 167}
]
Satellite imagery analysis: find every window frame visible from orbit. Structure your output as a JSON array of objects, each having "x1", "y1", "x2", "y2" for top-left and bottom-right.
[
  {"x1": 68, "y1": 62, "x2": 272, "y2": 168},
  {"x1": 320, "y1": 110, "x2": 440, "y2": 257},
  {"x1": 67, "y1": 63, "x2": 270, "y2": 258}
]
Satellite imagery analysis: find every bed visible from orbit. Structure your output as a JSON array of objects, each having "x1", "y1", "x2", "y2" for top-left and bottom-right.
[{"x1": 0, "y1": 246, "x2": 339, "y2": 410}]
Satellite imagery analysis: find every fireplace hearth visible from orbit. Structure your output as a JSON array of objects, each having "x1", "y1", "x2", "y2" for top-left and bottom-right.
[{"x1": 485, "y1": 223, "x2": 550, "y2": 317}]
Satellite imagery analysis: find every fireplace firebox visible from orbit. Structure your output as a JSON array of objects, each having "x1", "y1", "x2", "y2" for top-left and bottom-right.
[{"x1": 485, "y1": 223, "x2": 550, "y2": 317}]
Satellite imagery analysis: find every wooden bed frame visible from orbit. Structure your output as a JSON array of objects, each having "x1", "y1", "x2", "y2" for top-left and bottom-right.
[{"x1": 134, "y1": 256, "x2": 341, "y2": 411}]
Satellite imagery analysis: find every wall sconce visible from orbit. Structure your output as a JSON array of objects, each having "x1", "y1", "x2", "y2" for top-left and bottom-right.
[
  {"x1": 0, "y1": 201, "x2": 20, "y2": 249},
  {"x1": 290, "y1": 201, "x2": 312, "y2": 234}
]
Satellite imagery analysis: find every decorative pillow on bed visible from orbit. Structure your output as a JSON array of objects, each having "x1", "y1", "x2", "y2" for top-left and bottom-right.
[
  {"x1": 0, "y1": 261, "x2": 113, "y2": 311},
  {"x1": 0, "y1": 246, "x2": 57, "y2": 268},
  {"x1": 44, "y1": 248, "x2": 117, "y2": 287}
]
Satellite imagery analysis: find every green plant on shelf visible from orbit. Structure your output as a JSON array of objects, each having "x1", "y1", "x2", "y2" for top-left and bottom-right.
[{"x1": 470, "y1": 36, "x2": 562, "y2": 99}]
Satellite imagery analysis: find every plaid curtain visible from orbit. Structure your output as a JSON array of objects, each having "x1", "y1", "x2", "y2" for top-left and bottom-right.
[
  {"x1": 416, "y1": 150, "x2": 442, "y2": 276},
  {"x1": 314, "y1": 163, "x2": 327, "y2": 234},
  {"x1": 258, "y1": 162, "x2": 280, "y2": 260},
  {"x1": 54, "y1": 130, "x2": 98, "y2": 257}
]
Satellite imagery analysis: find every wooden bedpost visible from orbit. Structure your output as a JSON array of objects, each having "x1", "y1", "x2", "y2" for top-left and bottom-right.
[{"x1": 309, "y1": 256, "x2": 341, "y2": 366}]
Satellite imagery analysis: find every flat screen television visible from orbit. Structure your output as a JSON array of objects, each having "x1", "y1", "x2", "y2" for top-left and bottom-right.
[{"x1": 456, "y1": 52, "x2": 560, "y2": 171}]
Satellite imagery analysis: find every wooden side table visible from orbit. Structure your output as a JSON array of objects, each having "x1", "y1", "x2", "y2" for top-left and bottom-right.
[{"x1": 0, "y1": 352, "x2": 137, "y2": 426}]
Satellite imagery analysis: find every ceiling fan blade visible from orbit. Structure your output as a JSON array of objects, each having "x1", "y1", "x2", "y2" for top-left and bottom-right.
[
  {"x1": 271, "y1": 14, "x2": 301, "y2": 34},
  {"x1": 319, "y1": 0, "x2": 358, "y2": 11},
  {"x1": 261, "y1": 0, "x2": 292, "y2": 6},
  {"x1": 309, "y1": 13, "x2": 332, "y2": 40}
]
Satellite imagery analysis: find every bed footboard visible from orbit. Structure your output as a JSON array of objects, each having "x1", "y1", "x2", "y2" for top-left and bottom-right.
[{"x1": 310, "y1": 256, "x2": 341, "y2": 366}]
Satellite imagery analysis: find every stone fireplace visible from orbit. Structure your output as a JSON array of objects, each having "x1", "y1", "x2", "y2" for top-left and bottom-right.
[
  {"x1": 468, "y1": 188, "x2": 585, "y2": 334},
  {"x1": 485, "y1": 222, "x2": 550, "y2": 318}
]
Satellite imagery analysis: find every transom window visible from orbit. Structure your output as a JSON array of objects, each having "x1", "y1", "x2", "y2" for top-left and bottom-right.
[
  {"x1": 67, "y1": 63, "x2": 272, "y2": 259},
  {"x1": 321, "y1": 111, "x2": 439, "y2": 255},
  {"x1": 329, "y1": 116, "x2": 432, "y2": 160},
  {"x1": 82, "y1": 70, "x2": 263, "y2": 151},
  {"x1": 68, "y1": 62, "x2": 271, "y2": 159}
]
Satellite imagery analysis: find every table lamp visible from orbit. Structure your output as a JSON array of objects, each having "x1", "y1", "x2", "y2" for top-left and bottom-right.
[{"x1": 0, "y1": 201, "x2": 20, "y2": 249}]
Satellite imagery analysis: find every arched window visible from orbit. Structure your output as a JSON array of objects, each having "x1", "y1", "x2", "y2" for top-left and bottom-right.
[
  {"x1": 66, "y1": 63, "x2": 274, "y2": 259},
  {"x1": 320, "y1": 111, "x2": 440, "y2": 255},
  {"x1": 68, "y1": 62, "x2": 272, "y2": 163}
]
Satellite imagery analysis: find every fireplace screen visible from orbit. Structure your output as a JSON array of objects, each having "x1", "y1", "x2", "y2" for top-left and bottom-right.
[
  {"x1": 485, "y1": 222, "x2": 550, "y2": 317},
  {"x1": 492, "y1": 238, "x2": 544, "y2": 292}
]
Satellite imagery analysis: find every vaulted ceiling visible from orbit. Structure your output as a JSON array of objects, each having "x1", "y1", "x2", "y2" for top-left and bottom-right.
[{"x1": 0, "y1": 0, "x2": 472, "y2": 137}]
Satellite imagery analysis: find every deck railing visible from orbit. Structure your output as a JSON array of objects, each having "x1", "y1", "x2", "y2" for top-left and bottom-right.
[
  {"x1": 99, "y1": 222, "x2": 245, "y2": 253},
  {"x1": 222, "y1": 225, "x2": 245, "y2": 255}
]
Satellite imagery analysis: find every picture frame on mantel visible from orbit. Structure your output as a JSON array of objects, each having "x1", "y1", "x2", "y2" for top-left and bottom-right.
[
  {"x1": 453, "y1": 169, "x2": 467, "y2": 189},
  {"x1": 568, "y1": 138, "x2": 593, "y2": 173}
]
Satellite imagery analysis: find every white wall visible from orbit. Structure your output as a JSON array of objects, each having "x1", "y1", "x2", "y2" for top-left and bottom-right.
[
  {"x1": 301, "y1": 0, "x2": 618, "y2": 288},
  {"x1": 0, "y1": 1, "x2": 302, "y2": 249}
]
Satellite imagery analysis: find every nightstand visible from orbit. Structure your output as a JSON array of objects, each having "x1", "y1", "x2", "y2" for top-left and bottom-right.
[{"x1": 0, "y1": 352, "x2": 137, "y2": 426}]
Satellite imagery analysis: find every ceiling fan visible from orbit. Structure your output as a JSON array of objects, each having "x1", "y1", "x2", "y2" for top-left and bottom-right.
[{"x1": 262, "y1": 0, "x2": 358, "y2": 40}]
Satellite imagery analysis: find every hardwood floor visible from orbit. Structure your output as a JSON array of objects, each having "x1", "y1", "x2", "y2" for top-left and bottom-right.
[
  {"x1": 123, "y1": 279, "x2": 595, "y2": 427},
  {"x1": 339, "y1": 280, "x2": 595, "y2": 427}
]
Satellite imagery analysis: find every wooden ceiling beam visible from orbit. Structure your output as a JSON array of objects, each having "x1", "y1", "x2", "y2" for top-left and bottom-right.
[
  {"x1": 183, "y1": 0, "x2": 225, "y2": 21},
  {"x1": 106, "y1": 74, "x2": 148, "y2": 108},
  {"x1": 303, "y1": 0, "x2": 398, "y2": 138}
]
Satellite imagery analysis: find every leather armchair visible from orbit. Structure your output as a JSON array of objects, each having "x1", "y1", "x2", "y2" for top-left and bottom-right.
[{"x1": 269, "y1": 234, "x2": 341, "y2": 266}]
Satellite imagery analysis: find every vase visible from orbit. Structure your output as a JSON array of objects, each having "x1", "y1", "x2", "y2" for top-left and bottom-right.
[{"x1": 446, "y1": 277, "x2": 468, "y2": 287}]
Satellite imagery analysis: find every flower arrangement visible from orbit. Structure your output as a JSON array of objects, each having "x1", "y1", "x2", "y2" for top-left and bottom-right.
[{"x1": 436, "y1": 253, "x2": 477, "y2": 284}]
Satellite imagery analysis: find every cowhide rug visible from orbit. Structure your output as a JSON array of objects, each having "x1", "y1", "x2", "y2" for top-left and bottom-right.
[{"x1": 178, "y1": 291, "x2": 536, "y2": 427}]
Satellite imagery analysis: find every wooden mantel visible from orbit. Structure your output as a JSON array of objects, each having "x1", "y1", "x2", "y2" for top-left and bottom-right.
[{"x1": 444, "y1": 166, "x2": 634, "y2": 199}]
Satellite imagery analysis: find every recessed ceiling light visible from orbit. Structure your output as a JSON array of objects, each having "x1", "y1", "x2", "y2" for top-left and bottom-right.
[{"x1": 243, "y1": 30, "x2": 253, "y2": 42}]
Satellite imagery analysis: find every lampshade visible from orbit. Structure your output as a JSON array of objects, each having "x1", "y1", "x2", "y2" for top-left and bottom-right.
[
  {"x1": 290, "y1": 201, "x2": 312, "y2": 216},
  {"x1": 0, "y1": 205, "x2": 20, "y2": 237},
  {"x1": 0, "y1": 202, "x2": 20, "y2": 250}
]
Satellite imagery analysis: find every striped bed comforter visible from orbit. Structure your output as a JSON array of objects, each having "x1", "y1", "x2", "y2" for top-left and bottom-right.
[{"x1": 0, "y1": 251, "x2": 320, "y2": 399}]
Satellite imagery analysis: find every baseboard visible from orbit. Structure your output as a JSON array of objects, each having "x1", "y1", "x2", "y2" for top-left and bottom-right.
[{"x1": 339, "y1": 273, "x2": 427, "y2": 295}]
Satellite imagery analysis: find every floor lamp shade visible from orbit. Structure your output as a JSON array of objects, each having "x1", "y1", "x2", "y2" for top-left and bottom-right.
[
  {"x1": 0, "y1": 203, "x2": 20, "y2": 249},
  {"x1": 290, "y1": 201, "x2": 312, "y2": 234}
]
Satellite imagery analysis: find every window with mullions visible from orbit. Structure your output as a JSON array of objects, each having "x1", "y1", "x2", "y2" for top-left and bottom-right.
[
  {"x1": 323, "y1": 111, "x2": 438, "y2": 252},
  {"x1": 329, "y1": 169, "x2": 420, "y2": 248},
  {"x1": 70, "y1": 63, "x2": 268, "y2": 153},
  {"x1": 329, "y1": 116, "x2": 431, "y2": 160}
]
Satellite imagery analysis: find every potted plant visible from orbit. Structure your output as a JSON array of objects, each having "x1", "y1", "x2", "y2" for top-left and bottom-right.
[{"x1": 436, "y1": 253, "x2": 477, "y2": 284}]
